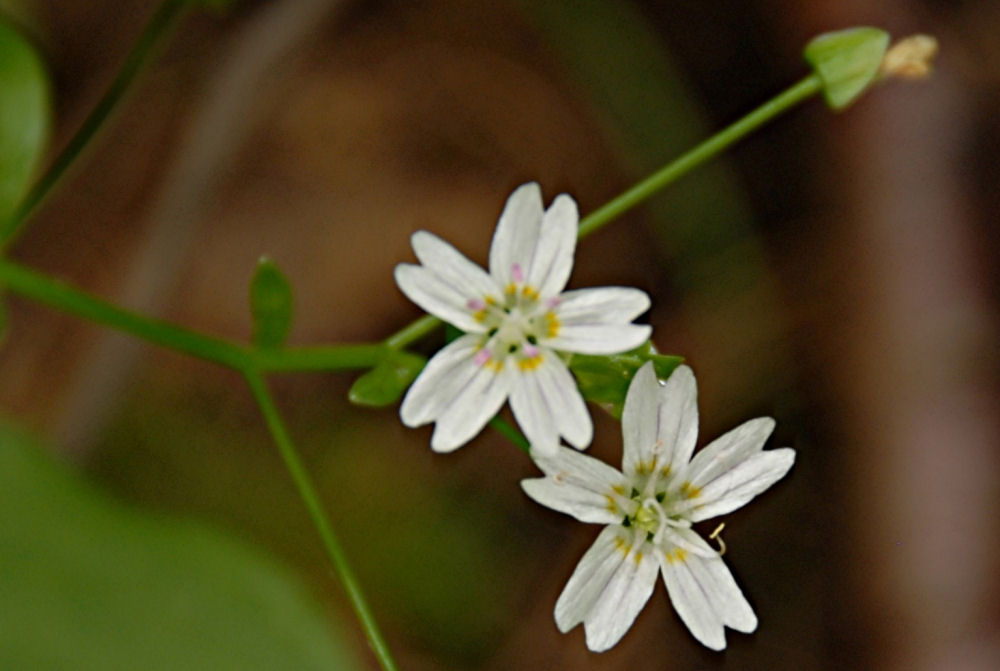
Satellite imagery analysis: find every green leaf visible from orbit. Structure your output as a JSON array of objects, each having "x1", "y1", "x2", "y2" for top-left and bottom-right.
[
  {"x1": 804, "y1": 27, "x2": 890, "y2": 110},
  {"x1": 349, "y1": 350, "x2": 426, "y2": 406},
  {"x1": 0, "y1": 422, "x2": 363, "y2": 671},
  {"x1": 569, "y1": 342, "x2": 683, "y2": 418},
  {"x1": 249, "y1": 256, "x2": 293, "y2": 348},
  {"x1": 0, "y1": 17, "x2": 50, "y2": 223}
]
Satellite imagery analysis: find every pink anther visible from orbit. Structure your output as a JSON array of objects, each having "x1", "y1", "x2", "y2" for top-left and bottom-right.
[
  {"x1": 474, "y1": 349, "x2": 492, "y2": 366},
  {"x1": 511, "y1": 263, "x2": 525, "y2": 283},
  {"x1": 523, "y1": 343, "x2": 540, "y2": 358},
  {"x1": 545, "y1": 296, "x2": 562, "y2": 309},
  {"x1": 466, "y1": 298, "x2": 486, "y2": 311}
]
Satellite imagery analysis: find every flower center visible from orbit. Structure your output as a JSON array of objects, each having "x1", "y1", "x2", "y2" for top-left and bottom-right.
[
  {"x1": 621, "y1": 490, "x2": 690, "y2": 544},
  {"x1": 468, "y1": 274, "x2": 561, "y2": 370}
]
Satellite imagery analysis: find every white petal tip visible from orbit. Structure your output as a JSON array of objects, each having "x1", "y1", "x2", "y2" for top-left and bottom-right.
[{"x1": 430, "y1": 431, "x2": 464, "y2": 453}]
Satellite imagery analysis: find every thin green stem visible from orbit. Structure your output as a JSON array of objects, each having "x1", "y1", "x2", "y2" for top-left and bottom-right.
[
  {"x1": 1, "y1": 0, "x2": 189, "y2": 248},
  {"x1": 577, "y1": 74, "x2": 822, "y2": 238},
  {"x1": 0, "y1": 259, "x2": 384, "y2": 372},
  {"x1": 382, "y1": 75, "x2": 823, "y2": 349},
  {"x1": 0, "y1": 259, "x2": 253, "y2": 368},
  {"x1": 244, "y1": 370, "x2": 400, "y2": 671},
  {"x1": 384, "y1": 313, "x2": 440, "y2": 350},
  {"x1": 489, "y1": 416, "x2": 530, "y2": 453}
]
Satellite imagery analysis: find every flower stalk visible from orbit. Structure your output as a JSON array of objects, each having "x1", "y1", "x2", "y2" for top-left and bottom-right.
[{"x1": 0, "y1": 0, "x2": 190, "y2": 248}]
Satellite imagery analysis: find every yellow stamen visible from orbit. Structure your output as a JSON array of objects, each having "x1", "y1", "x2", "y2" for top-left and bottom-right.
[
  {"x1": 605, "y1": 494, "x2": 617, "y2": 512},
  {"x1": 544, "y1": 312, "x2": 560, "y2": 338},
  {"x1": 505, "y1": 283, "x2": 517, "y2": 296},
  {"x1": 666, "y1": 547, "x2": 687, "y2": 564},
  {"x1": 518, "y1": 355, "x2": 543, "y2": 371},
  {"x1": 473, "y1": 309, "x2": 487, "y2": 322},
  {"x1": 522, "y1": 285, "x2": 538, "y2": 300},
  {"x1": 679, "y1": 481, "x2": 701, "y2": 499},
  {"x1": 709, "y1": 523, "x2": 727, "y2": 556}
]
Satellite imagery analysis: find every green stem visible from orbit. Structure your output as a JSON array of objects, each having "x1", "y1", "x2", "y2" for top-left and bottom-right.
[
  {"x1": 383, "y1": 75, "x2": 823, "y2": 349},
  {"x1": 384, "y1": 313, "x2": 440, "y2": 350},
  {"x1": 243, "y1": 370, "x2": 400, "y2": 671},
  {"x1": 577, "y1": 74, "x2": 822, "y2": 238},
  {"x1": 1, "y1": 0, "x2": 189, "y2": 247},
  {"x1": 0, "y1": 259, "x2": 384, "y2": 372},
  {"x1": 488, "y1": 416, "x2": 530, "y2": 453}
]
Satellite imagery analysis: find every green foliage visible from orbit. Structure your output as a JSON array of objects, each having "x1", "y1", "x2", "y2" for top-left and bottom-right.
[
  {"x1": 250, "y1": 256, "x2": 293, "y2": 349},
  {"x1": 804, "y1": 27, "x2": 890, "y2": 110},
  {"x1": 0, "y1": 17, "x2": 49, "y2": 224},
  {"x1": 349, "y1": 350, "x2": 426, "y2": 406},
  {"x1": 569, "y1": 342, "x2": 683, "y2": 418},
  {"x1": 0, "y1": 422, "x2": 362, "y2": 671}
]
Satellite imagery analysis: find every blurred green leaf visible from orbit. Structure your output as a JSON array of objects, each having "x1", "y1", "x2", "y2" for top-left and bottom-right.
[
  {"x1": 570, "y1": 342, "x2": 683, "y2": 418},
  {"x1": 804, "y1": 27, "x2": 889, "y2": 110},
  {"x1": 250, "y1": 256, "x2": 293, "y2": 348},
  {"x1": 0, "y1": 422, "x2": 362, "y2": 671},
  {"x1": 348, "y1": 350, "x2": 426, "y2": 406},
  {"x1": 443, "y1": 323, "x2": 463, "y2": 344},
  {"x1": 0, "y1": 17, "x2": 49, "y2": 223}
]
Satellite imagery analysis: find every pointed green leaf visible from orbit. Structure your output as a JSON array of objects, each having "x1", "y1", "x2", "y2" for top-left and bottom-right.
[
  {"x1": 249, "y1": 256, "x2": 293, "y2": 348},
  {"x1": 0, "y1": 17, "x2": 50, "y2": 223},
  {"x1": 569, "y1": 341, "x2": 683, "y2": 418},
  {"x1": 349, "y1": 350, "x2": 426, "y2": 406},
  {"x1": 0, "y1": 422, "x2": 363, "y2": 671},
  {"x1": 804, "y1": 27, "x2": 889, "y2": 110}
]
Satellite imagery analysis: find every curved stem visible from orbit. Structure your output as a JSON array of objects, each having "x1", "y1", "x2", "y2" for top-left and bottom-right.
[
  {"x1": 1, "y1": 0, "x2": 190, "y2": 248},
  {"x1": 244, "y1": 370, "x2": 400, "y2": 671}
]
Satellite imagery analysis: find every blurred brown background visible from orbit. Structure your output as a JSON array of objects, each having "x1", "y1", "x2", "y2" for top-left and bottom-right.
[{"x1": 1, "y1": 0, "x2": 999, "y2": 669}]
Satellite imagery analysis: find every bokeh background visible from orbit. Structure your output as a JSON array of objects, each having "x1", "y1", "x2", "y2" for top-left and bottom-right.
[{"x1": 2, "y1": 0, "x2": 999, "y2": 669}]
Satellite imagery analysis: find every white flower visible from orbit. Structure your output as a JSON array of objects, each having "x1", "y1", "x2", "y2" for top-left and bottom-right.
[
  {"x1": 521, "y1": 362, "x2": 795, "y2": 652},
  {"x1": 394, "y1": 182, "x2": 652, "y2": 455}
]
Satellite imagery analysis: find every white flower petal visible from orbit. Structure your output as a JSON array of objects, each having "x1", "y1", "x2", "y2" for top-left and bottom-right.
[
  {"x1": 429, "y1": 362, "x2": 511, "y2": 452},
  {"x1": 527, "y1": 194, "x2": 577, "y2": 297},
  {"x1": 411, "y1": 230, "x2": 500, "y2": 299},
  {"x1": 687, "y1": 448, "x2": 795, "y2": 522},
  {"x1": 489, "y1": 182, "x2": 543, "y2": 286},
  {"x1": 584, "y1": 538, "x2": 659, "y2": 652},
  {"x1": 509, "y1": 353, "x2": 592, "y2": 455},
  {"x1": 522, "y1": 446, "x2": 625, "y2": 524},
  {"x1": 659, "y1": 540, "x2": 727, "y2": 650},
  {"x1": 399, "y1": 335, "x2": 484, "y2": 426},
  {"x1": 552, "y1": 287, "x2": 652, "y2": 325},
  {"x1": 545, "y1": 287, "x2": 652, "y2": 354},
  {"x1": 537, "y1": 352, "x2": 593, "y2": 449},
  {"x1": 655, "y1": 365, "x2": 700, "y2": 475},
  {"x1": 555, "y1": 525, "x2": 656, "y2": 650},
  {"x1": 659, "y1": 528, "x2": 755, "y2": 649},
  {"x1": 394, "y1": 264, "x2": 486, "y2": 333},
  {"x1": 676, "y1": 532, "x2": 757, "y2": 633},
  {"x1": 546, "y1": 323, "x2": 652, "y2": 355},
  {"x1": 621, "y1": 362, "x2": 662, "y2": 475},
  {"x1": 684, "y1": 417, "x2": 776, "y2": 486}
]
